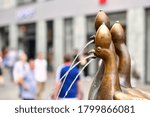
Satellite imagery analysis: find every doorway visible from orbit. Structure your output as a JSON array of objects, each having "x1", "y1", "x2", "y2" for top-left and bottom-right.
[{"x1": 18, "y1": 23, "x2": 36, "y2": 59}]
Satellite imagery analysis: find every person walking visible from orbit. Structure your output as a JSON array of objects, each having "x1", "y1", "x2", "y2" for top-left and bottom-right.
[
  {"x1": 13, "y1": 51, "x2": 36, "y2": 99},
  {"x1": 52, "y1": 54, "x2": 82, "y2": 100},
  {"x1": 35, "y1": 52, "x2": 47, "y2": 99},
  {"x1": 6, "y1": 48, "x2": 18, "y2": 81},
  {"x1": 21, "y1": 59, "x2": 36, "y2": 100}
]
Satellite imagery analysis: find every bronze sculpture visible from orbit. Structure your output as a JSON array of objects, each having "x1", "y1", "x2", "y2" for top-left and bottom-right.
[
  {"x1": 89, "y1": 23, "x2": 146, "y2": 100},
  {"x1": 88, "y1": 10, "x2": 150, "y2": 100},
  {"x1": 88, "y1": 10, "x2": 117, "y2": 100},
  {"x1": 56, "y1": 10, "x2": 150, "y2": 100},
  {"x1": 111, "y1": 22, "x2": 150, "y2": 98},
  {"x1": 110, "y1": 21, "x2": 149, "y2": 99}
]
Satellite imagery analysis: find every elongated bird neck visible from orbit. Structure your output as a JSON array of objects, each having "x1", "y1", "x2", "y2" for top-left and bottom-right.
[
  {"x1": 115, "y1": 43, "x2": 132, "y2": 88},
  {"x1": 96, "y1": 49, "x2": 121, "y2": 100},
  {"x1": 103, "y1": 50, "x2": 121, "y2": 91}
]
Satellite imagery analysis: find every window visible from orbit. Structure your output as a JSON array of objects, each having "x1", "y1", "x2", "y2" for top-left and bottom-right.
[
  {"x1": 18, "y1": 23, "x2": 36, "y2": 59},
  {"x1": 86, "y1": 15, "x2": 96, "y2": 42},
  {"x1": 0, "y1": 26, "x2": 9, "y2": 49},
  {"x1": 145, "y1": 9, "x2": 150, "y2": 84}
]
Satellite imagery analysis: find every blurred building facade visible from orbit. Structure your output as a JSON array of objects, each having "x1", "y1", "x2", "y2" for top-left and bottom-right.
[{"x1": 0, "y1": 0, "x2": 150, "y2": 84}]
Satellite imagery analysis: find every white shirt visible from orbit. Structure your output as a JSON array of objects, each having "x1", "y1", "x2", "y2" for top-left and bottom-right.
[
  {"x1": 34, "y1": 59, "x2": 47, "y2": 82},
  {"x1": 13, "y1": 61, "x2": 29, "y2": 82},
  {"x1": 7, "y1": 50, "x2": 18, "y2": 67}
]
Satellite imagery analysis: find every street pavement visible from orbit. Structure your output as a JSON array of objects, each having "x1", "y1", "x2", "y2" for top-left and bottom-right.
[{"x1": 0, "y1": 68, "x2": 150, "y2": 100}]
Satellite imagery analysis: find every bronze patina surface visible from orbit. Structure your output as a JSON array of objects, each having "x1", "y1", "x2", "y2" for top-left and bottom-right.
[{"x1": 88, "y1": 11, "x2": 149, "y2": 100}]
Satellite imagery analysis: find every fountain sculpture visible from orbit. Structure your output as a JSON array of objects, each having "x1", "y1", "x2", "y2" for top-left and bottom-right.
[
  {"x1": 88, "y1": 10, "x2": 150, "y2": 100},
  {"x1": 56, "y1": 10, "x2": 150, "y2": 100}
]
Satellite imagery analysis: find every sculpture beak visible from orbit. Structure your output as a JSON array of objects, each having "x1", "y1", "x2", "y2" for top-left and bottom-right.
[
  {"x1": 88, "y1": 49, "x2": 96, "y2": 58},
  {"x1": 89, "y1": 35, "x2": 96, "y2": 43},
  {"x1": 89, "y1": 49, "x2": 96, "y2": 54}
]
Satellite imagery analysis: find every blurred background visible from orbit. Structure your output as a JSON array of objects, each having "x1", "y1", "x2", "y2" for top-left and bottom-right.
[{"x1": 0, "y1": 0, "x2": 150, "y2": 100}]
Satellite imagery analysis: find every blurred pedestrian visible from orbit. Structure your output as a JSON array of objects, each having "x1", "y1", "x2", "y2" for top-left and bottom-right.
[
  {"x1": 2, "y1": 47, "x2": 9, "y2": 68},
  {"x1": 35, "y1": 52, "x2": 47, "y2": 99},
  {"x1": 13, "y1": 54, "x2": 36, "y2": 100},
  {"x1": 13, "y1": 51, "x2": 28, "y2": 99},
  {"x1": 22, "y1": 59, "x2": 36, "y2": 100},
  {"x1": 6, "y1": 48, "x2": 18, "y2": 81},
  {"x1": 52, "y1": 54, "x2": 82, "y2": 100}
]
